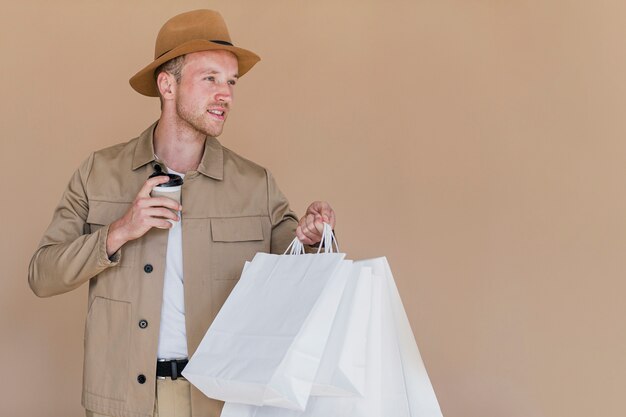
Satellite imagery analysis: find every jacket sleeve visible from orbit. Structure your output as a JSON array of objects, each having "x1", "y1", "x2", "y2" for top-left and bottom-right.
[
  {"x1": 266, "y1": 169, "x2": 300, "y2": 254},
  {"x1": 265, "y1": 169, "x2": 324, "y2": 255},
  {"x1": 28, "y1": 153, "x2": 121, "y2": 297}
]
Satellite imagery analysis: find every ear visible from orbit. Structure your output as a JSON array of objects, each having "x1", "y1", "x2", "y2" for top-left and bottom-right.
[{"x1": 156, "y1": 71, "x2": 177, "y2": 100}]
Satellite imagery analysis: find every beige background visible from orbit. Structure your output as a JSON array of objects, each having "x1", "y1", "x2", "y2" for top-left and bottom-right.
[{"x1": 2, "y1": 1, "x2": 625, "y2": 416}]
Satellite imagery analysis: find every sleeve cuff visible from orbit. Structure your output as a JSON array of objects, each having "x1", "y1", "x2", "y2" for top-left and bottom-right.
[{"x1": 97, "y1": 224, "x2": 121, "y2": 267}]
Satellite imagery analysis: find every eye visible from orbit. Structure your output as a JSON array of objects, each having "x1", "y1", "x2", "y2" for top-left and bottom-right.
[
  {"x1": 204, "y1": 76, "x2": 215, "y2": 82},
  {"x1": 228, "y1": 79, "x2": 237, "y2": 86}
]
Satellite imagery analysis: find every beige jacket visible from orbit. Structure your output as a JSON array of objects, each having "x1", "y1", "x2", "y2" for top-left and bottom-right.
[{"x1": 28, "y1": 123, "x2": 301, "y2": 417}]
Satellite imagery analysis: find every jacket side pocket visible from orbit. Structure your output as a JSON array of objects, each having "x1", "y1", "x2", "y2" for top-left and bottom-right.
[{"x1": 83, "y1": 296, "x2": 131, "y2": 401}]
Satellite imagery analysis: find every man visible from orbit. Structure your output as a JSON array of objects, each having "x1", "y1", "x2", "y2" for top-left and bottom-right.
[{"x1": 28, "y1": 10, "x2": 336, "y2": 417}]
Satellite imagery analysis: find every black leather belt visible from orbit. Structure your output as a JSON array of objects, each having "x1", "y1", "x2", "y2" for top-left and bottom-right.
[{"x1": 156, "y1": 359, "x2": 188, "y2": 380}]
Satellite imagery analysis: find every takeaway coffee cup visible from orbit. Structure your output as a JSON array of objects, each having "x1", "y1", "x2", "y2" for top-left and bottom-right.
[{"x1": 149, "y1": 168, "x2": 183, "y2": 212}]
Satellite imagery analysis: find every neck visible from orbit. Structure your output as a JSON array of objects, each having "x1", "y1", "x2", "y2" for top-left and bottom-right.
[{"x1": 153, "y1": 112, "x2": 206, "y2": 173}]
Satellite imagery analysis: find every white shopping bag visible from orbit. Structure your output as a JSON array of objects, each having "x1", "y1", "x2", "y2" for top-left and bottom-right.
[
  {"x1": 309, "y1": 264, "x2": 371, "y2": 397},
  {"x1": 183, "y1": 231, "x2": 350, "y2": 411},
  {"x1": 220, "y1": 265, "x2": 383, "y2": 417},
  {"x1": 220, "y1": 256, "x2": 443, "y2": 417},
  {"x1": 372, "y1": 257, "x2": 442, "y2": 417}
]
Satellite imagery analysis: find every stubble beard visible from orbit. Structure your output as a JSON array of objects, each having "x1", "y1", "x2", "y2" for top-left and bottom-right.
[{"x1": 176, "y1": 101, "x2": 226, "y2": 138}]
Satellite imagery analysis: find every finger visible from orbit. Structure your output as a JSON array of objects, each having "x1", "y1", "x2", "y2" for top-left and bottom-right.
[
  {"x1": 327, "y1": 209, "x2": 336, "y2": 229},
  {"x1": 305, "y1": 201, "x2": 334, "y2": 227},
  {"x1": 143, "y1": 207, "x2": 180, "y2": 222},
  {"x1": 297, "y1": 219, "x2": 318, "y2": 244},
  {"x1": 316, "y1": 203, "x2": 334, "y2": 228},
  {"x1": 310, "y1": 201, "x2": 329, "y2": 224},
  {"x1": 303, "y1": 214, "x2": 323, "y2": 242},
  {"x1": 135, "y1": 195, "x2": 180, "y2": 211},
  {"x1": 312, "y1": 212, "x2": 326, "y2": 234},
  {"x1": 137, "y1": 176, "x2": 171, "y2": 198},
  {"x1": 295, "y1": 226, "x2": 313, "y2": 245},
  {"x1": 146, "y1": 217, "x2": 174, "y2": 229},
  {"x1": 303, "y1": 214, "x2": 318, "y2": 236},
  {"x1": 134, "y1": 196, "x2": 180, "y2": 212},
  {"x1": 320, "y1": 203, "x2": 332, "y2": 224},
  {"x1": 306, "y1": 200, "x2": 322, "y2": 216},
  {"x1": 146, "y1": 196, "x2": 182, "y2": 211}
]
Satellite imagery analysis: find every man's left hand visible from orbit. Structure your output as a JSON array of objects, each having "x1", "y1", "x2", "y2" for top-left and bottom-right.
[{"x1": 296, "y1": 201, "x2": 336, "y2": 245}]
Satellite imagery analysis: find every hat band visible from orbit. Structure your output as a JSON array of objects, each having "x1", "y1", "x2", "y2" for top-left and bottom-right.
[
  {"x1": 156, "y1": 40, "x2": 235, "y2": 59},
  {"x1": 210, "y1": 40, "x2": 234, "y2": 46}
]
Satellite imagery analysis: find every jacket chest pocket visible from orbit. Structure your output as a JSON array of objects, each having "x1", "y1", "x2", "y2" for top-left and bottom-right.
[
  {"x1": 87, "y1": 200, "x2": 135, "y2": 267},
  {"x1": 209, "y1": 216, "x2": 269, "y2": 280}
]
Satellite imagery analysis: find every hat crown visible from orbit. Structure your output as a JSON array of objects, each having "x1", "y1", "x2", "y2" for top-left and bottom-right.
[
  {"x1": 130, "y1": 9, "x2": 259, "y2": 96},
  {"x1": 154, "y1": 10, "x2": 232, "y2": 59}
]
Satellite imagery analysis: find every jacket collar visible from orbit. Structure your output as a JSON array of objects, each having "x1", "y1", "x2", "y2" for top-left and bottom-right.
[{"x1": 131, "y1": 121, "x2": 224, "y2": 180}]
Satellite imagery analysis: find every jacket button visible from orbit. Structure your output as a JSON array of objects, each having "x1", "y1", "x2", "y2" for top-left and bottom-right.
[
  {"x1": 137, "y1": 374, "x2": 146, "y2": 384},
  {"x1": 138, "y1": 319, "x2": 148, "y2": 329},
  {"x1": 144, "y1": 264, "x2": 153, "y2": 273}
]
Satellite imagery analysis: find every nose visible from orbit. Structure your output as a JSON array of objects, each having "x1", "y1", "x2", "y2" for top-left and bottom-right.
[{"x1": 214, "y1": 82, "x2": 232, "y2": 104}]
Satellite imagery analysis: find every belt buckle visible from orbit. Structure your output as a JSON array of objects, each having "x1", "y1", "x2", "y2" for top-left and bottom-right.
[{"x1": 157, "y1": 358, "x2": 187, "y2": 381}]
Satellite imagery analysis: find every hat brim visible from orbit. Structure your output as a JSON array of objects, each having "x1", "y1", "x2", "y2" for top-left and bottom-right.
[{"x1": 129, "y1": 39, "x2": 260, "y2": 97}]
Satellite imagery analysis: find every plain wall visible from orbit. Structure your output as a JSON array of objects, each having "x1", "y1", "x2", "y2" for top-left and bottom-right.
[{"x1": 2, "y1": 1, "x2": 625, "y2": 416}]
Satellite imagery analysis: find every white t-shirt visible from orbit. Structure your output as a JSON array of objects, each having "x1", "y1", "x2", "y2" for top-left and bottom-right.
[{"x1": 156, "y1": 169, "x2": 188, "y2": 359}]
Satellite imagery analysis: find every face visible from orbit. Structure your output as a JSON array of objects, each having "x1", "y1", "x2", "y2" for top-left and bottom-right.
[{"x1": 171, "y1": 50, "x2": 239, "y2": 137}]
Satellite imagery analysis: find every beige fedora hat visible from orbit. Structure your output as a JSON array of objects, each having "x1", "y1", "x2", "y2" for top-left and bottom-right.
[{"x1": 129, "y1": 9, "x2": 260, "y2": 97}]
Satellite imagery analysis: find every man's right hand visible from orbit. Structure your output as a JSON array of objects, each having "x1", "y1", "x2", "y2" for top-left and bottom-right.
[{"x1": 106, "y1": 176, "x2": 182, "y2": 257}]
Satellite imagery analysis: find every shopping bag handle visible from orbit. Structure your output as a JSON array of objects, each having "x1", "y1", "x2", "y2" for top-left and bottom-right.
[
  {"x1": 316, "y1": 222, "x2": 339, "y2": 254},
  {"x1": 283, "y1": 223, "x2": 339, "y2": 255},
  {"x1": 284, "y1": 236, "x2": 305, "y2": 255}
]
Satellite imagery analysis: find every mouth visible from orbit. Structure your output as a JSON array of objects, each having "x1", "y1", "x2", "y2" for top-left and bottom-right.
[{"x1": 207, "y1": 108, "x2": 226, "y2": 121}]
